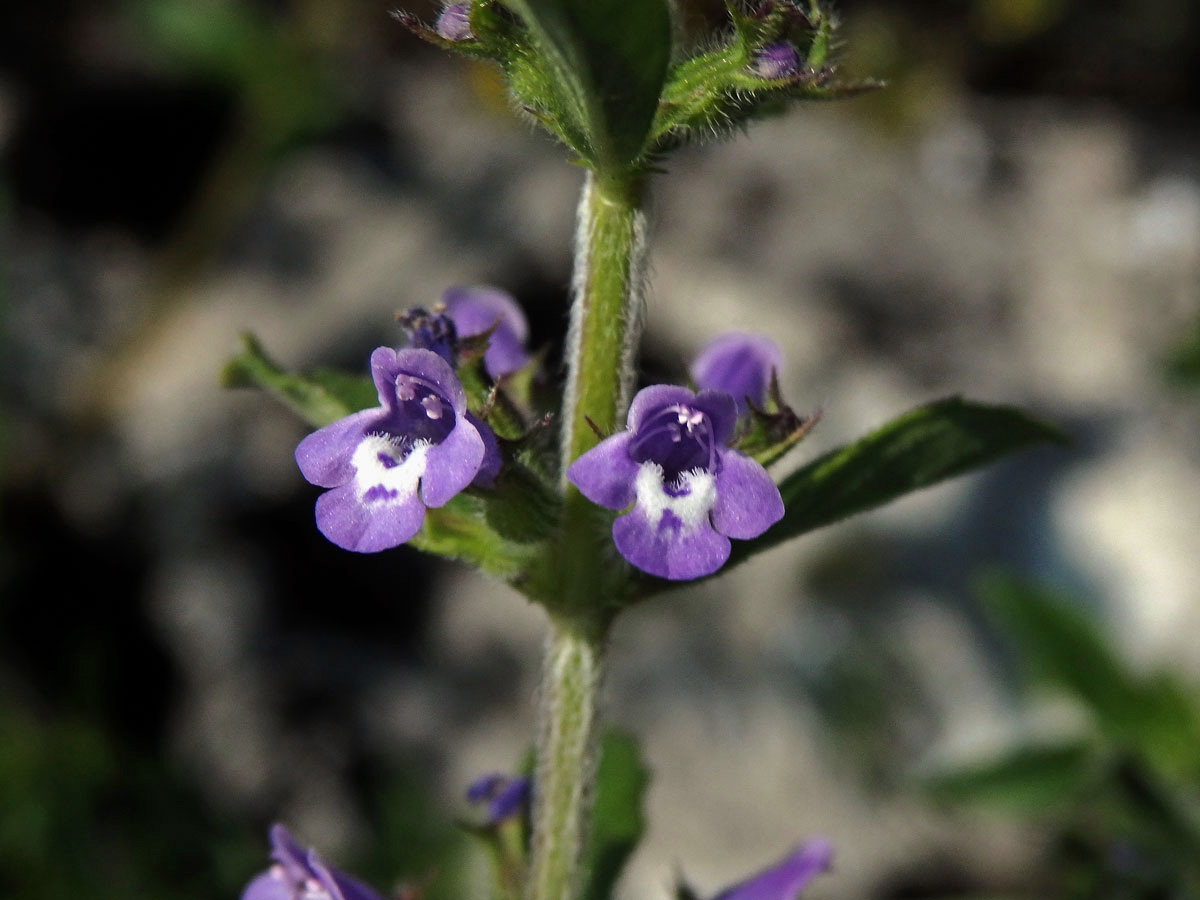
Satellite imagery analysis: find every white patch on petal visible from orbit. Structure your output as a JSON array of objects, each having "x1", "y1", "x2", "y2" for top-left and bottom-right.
[
  {"x1": 351, "y1": 434, "x2": 429, "y2": 505},
  {"x1": 634, "y1": 462, "x2": 717, "y2": 534}
]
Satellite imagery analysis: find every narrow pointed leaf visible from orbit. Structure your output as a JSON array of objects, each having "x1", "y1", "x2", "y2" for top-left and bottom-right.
[
  {"x1": 505, "y1": 0, "x2": 671, "y2": 169},
  {"x1": 724, "y1": 397, "x2": 1066, "y2": 570},
  {"x1": 584, "y1": 731, "x2": 649, "y2": 900},
  {"x1": 222, "y1": 332, "x2": 375, "y2": 426}
]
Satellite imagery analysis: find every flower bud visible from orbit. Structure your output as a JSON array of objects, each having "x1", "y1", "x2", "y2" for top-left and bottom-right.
[
  {"x1": 750, "y1": 42, "x2": 801, "y2": 80},
  {"x1": 435, "y1": 2, "x2": 472, "y2": 41}
]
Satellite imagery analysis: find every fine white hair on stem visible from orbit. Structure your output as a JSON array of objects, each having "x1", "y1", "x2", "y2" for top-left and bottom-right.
[{"x1": 559, "y1": 173, "x2": 650, "y2": 484}]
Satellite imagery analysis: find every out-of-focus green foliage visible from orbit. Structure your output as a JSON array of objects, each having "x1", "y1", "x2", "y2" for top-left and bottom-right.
[
  {"x1": 925, "y1": 574, "x2": 1200, "y2": 898},
  {"x1": 1165, "y1": 319, "x2": 1200, "y2": 388},
  {"x1": 0, "y1": 704, "x2": 259, "y2": 900},
  {"x1": 584, "y1": 731, "x2": 649, "y2": 900},
  {"x1": 129, "y1": 0, "x2": 341, "y2": 147}
]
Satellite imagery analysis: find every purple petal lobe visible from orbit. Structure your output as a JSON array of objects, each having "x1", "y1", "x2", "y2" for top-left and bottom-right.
[
  {"x1": 711, "y1": 452, "x2": 783, "y2": 540},
  {"x1": 691, "y1": 332, "x2": 784, "y2": 414},
  {"x1": 688, "y1": 390, "x2": 739, "y2": 447},
  {"x1": 241, "y1": 871, "x2": 292, "y2": 900},
  {"x1": 295, "y1": 409, "x2": 386, "y2": 488},
  {"x1": 467, "y1": 773, "x2": 507, "y2": 803},
  {"x1": 268, "y1": 824, "x2": 311, "y2": 885},
  {"x1": 420, "y1": 418, "x2": 485, "y2": 507},
  {"x1": 466, "y1": 772, "x2": 532, "y2": 824},
  {"x1": 613, "y1": 464, "x2": 730, "y2": 580},
  {"x1": 315, "y1": 478, "x2": 426, "y2": 552},
  {"x1": 626, "y1": 384, "x2": 699, "y2": 431},
  {"x1": 467, "y1": 413, "x2": 502, "y2": 487},
  {"x1": 443, "y1": 285, "x2": 531, "y2": 378},
  {"x1": 488, "y1": 776, "x2": 532, "y2": 823},
  {"x1": 245, "y1": 825, "x2": 388, "y2": 900},
  {"x1": 377, "y1": 347, "x2": 469, "y2": 415},
  {"x1": 567, "y1": 432, "x2": 638, "y2": 510},
  {"x1": 712, "y1": 841, "x2": 834, "y2": 900},
  {"x1": 309, "y1": 850, "x2": 387, "y2": 900}
]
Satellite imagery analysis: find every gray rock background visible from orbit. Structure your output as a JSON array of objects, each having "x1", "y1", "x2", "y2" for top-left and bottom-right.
[{"x1": 2, "y1": 2, "x2": 1198, "y2": 897}]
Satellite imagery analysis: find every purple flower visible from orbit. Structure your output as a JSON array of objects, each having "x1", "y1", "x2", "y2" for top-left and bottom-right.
[
  {"x1": 242, "y1": 824, "x2": 385, "y2": 900},
  {"x1": 295, "y1": 346, "x2": 500, "y2": 552},
  {"x1": 441, "y1": 285, "x2": 531, "y2": 379},
  {"x1": 567, "y1": 385, "x2": 784, "y2": 580},
  {"x1": 750, "y1": 42, "x2": 802, "y2": 80},
  {"x1": 711, "y1": 841, "x2": 833, "y2": 900},
  {"x1": 466, "y1": 772, "x2": 532, "y2": 825},
  {"x1": 435, "y1": 2, "x2": 472, "y2": 41},
  {"x1": 690, "y1": 332, "x2": 784, "y2": 415},
  {"x1": 397, "y1": 306, "x2": 458, "y2": 367}
]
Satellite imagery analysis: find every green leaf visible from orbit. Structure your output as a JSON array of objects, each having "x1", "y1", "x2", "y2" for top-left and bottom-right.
[
  {"x1": 584, "y1": 731, "x2": 649, "y2": 900},
  {"x1": 222, "y1": 333, "x2": 376, "y2": 427},
  {"x1": 414, "y1": 494, "x2": 543, "y2": 581},
  {"x1": 724, "y1": 397, "x2": 1067, "y2": 572},
  {"x1": 504, "y1": 0, "x2": 671, "y2": 170},
  {"x1": 924, "y1": 742, "x2": 1097, "y2": 814},
  {"x1": 981, "y1": 575, "x2": 1200, "y2": 778}
]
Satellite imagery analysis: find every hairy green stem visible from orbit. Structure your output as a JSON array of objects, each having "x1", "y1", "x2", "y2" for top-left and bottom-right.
[
  {"x1": 528, "y1": 618, "x2": 608, "y2": 900},
  {"x1": 560, "y1": 170, "x2": 648, "y2": 477},
  {"x1": 525, "y1": 171, "x2": 647, "y2": 900}
]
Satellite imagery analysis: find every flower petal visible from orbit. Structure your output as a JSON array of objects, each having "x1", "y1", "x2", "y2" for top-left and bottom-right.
[
  {"x1": 614, "y1": 503, "x2": 730, "y2": 580},
  {"x1": 626, "y1": 384, "x2": 698, "y2": 431},
  {"x1": 420, "y1": 417, "x2": 485, "y2": 507},
  {"x1": 711, "y1": 841, "x2": 833, "y2": 900},
  {"x1": 435, "y1": 2, "x2": 473, "y2": 41},
  {"x1": 295, "y1": 409, "x2": 386, "y2": 488},
  {"x1": 488, "y1": 776, "x2": 531, "y2": 824},
  {"x1": 309, "y1": 850, "x2": 388, "y2": 900},
  {"x1": 467, "y1": 412, "x2": 502, "y2": 487},
  {"x1": 711, "y1": 451, "x2": 784, "y2": 540},
  {"x1": 443, "y1": 285, "x2": 531, "y2": 378},
  {"x1": 467, "y1": 773, "x2": 507, "y2": 803},
  {"x1": 373, "y1": 346, "x2": 469, "y2": 416},
  {"x1": 691, "y1": 332, "x2": 783, "y2": 414},
  {"x1": 315, "y1": 482, "x2": 426, "y2": 552},
  {"x1": 240, "y1": 872, "x2": 292, "y2": 900},
  {"x1": 566, "y1": 432, "x2": 638, "y2": 510},
  {"x1": 690, "y1": 390, "x2": 739, "y2": 446},
  {"x1": 268, "y1": 823, "x2": 312, "y2": 885}
]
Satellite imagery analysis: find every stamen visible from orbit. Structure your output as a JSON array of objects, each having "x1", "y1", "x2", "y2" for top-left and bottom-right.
[
  {"x1": 422, "y1": 394, "x2": 444, "y2": 419},
  {"x1": 395, "y1": 375, "x2": 417, "y2": 401}
]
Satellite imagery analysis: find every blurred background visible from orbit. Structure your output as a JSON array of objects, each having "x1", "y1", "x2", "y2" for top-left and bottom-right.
[{"x1": 2, "y1": 0, "x2": 1199, "y2": 898}]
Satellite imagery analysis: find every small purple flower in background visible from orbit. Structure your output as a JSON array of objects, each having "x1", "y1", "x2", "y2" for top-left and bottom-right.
[
  {"x1": 242, "y1": 824, "x2": 386, "y2": 900},
  {"x1": 567, "y1": 385, "x2": 783, "y2": 580},
  {"x1": 467, "y1": 772, "x2": 532, "y2": 825},
  {"x1": 750, "y1": 42, "x2": 802, "y2": 81},
  {"x1": 442, "y1": 285, "x2": 532, "y2": 379},
  {"x1": 296, "y1": 347, "x2": 500, "y2": 552},
  {"x1": 435, "y1": 2, "x2": 472, "y2": 41},
  {"x1": 690, "y1": 332, "x2": 784, "y2": 416},
  {"x1": 397, "y1": 306, "x2": 458, "y2": 366},
  {"x1": 711, "y1": 840, "x2": 833, "y2": 900}
]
